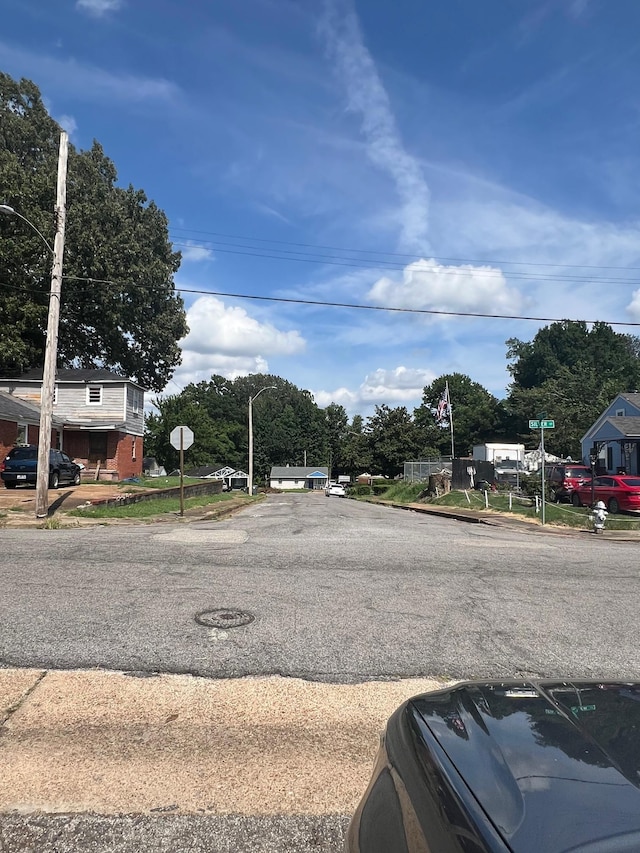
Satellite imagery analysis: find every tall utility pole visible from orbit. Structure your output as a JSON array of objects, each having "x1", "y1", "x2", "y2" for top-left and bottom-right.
[
  {"x1": 35, "y1": 131, "x2": 68, "y2": 518},
  {"x1": 247, "y1": 385, "x2": 276, "y2": 496}
]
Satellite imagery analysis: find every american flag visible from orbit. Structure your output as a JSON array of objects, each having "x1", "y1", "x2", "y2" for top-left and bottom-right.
[{"x1": 435, "y1": 385, "x2": 450, "y2": 424}]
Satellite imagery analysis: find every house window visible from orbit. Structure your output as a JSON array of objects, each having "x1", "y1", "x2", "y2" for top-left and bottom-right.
[
  {"x1": 616, "y1": 408, "x2": 625, "y2": 417},
  {"x1": 132, "y1": 437, "x2": 137, "y2": 461},
  {"x1": 607, "y1": 447, "x2": 613, "y2": 470},
  {"x1": 132, "y1": 391, "x2": 140, "y2": 415},
  {"x1": 16, "y1": 423, "x2": 28, "y2": 445},
  {"x1": 87, "y1": 385, "x2": 103, "y2": 405}
]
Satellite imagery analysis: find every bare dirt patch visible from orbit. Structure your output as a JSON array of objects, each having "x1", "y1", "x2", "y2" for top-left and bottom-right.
[{"x1": 0, "y1": 483, "x2": 128, "y2": 514}]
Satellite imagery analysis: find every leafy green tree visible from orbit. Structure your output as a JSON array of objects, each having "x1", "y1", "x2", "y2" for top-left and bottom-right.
[
  {"x1": 0, "y1": 72, "x2": 187, "y2": 391},
  {"x1": 365, "y1": 405, "x2": 422, "y2": 478},
  {"x1": 144, "y1": 393, "x2": 239, "y2": 473},
  {"x1": 341, "y1": 415, "x2": 373, "y2": 476},
  {"x1": 506, "y1": 322, "x2": 640, "y2": 457},
  {"x1": 415, "y1": 373, "x2": 508, "y2": 457},
  {"x1": 506, "y1": 321, "x2": 640, "y2": 391},
  {"x1": 145, "y1": 373, "x2": 331, "y2": 479},
  {"x1": 324, "y1": 402, "x2": 349, "y2": 477}
]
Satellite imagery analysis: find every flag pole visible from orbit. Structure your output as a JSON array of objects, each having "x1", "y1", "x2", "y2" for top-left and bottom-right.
[{"x1": 447, "y1": 381, "x2": 455, "y2": 458}]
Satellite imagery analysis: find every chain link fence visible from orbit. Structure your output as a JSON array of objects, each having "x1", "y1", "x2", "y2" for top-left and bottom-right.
[{"x1": 403, "y1": 458, "x2": 453, "y2": 482}]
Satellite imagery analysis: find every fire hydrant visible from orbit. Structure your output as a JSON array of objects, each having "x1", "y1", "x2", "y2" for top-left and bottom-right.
[{"x1": 589, "y1": 500, "x2": 607, "y2": 534}]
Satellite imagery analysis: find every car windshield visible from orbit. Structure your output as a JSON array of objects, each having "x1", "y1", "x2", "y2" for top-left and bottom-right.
[
  {"x1": 8, "y1": 447, "x2": 36, "y2": 460},
  {"x1": 566, "y1": 468, "x2": 590, "y2": 478}
]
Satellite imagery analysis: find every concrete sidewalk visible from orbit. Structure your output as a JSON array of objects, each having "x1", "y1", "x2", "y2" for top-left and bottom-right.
[{"x1": 0, "y1": 667, "x2": 445, "y2": 818}]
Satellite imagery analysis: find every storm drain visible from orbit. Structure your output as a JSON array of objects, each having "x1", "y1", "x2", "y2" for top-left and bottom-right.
[{"x1": 195, "y1": 608, "x2": 254, "y2": 629}]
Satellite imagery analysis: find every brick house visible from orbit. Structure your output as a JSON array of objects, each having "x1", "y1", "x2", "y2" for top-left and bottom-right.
[
  {"x1": 0, "y1": 369, "x2": 145, "y2": 480},
  {"x1": 0, "y1": 390, "x2": 64, "y2": 462}
]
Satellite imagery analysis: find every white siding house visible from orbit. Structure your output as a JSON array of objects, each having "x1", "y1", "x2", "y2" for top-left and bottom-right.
[{"x1": 269, "y1": 466, "x2": 329, "y2": 490}]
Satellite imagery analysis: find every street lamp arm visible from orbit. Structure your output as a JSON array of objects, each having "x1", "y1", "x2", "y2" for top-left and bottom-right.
[
  {"x1": 249, "y1": 385, "x2": 277, "y2": 404},
  {"x1": 0, "y1": 204, "x2": 54, "y2": 254}
]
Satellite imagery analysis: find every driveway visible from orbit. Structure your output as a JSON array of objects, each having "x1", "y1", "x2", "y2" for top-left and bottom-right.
[{"x1": 0, "y1": 482, "x2": 127, "y2": 513}]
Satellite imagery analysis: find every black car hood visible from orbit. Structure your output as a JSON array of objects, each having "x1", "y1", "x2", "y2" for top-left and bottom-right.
[{"x1": 410, "y1": 681, "x2": 640, "y2": 853}]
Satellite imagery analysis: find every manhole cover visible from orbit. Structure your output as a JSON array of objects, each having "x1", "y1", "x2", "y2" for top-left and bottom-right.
[{"x1": 195, "y1": 608, "x2": 254, "y2": 629}]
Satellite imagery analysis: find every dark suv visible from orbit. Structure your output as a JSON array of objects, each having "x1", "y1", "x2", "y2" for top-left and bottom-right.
[
  {"x1": 547, "y1": 463, "x2": 591, "y2": 503},
  {"x1": 0, "y1": 445, "x2": 82, "y2": 489}
]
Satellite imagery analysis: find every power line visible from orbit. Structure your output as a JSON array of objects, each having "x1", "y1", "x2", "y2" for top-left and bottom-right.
[
  {"x1": 60, "y1": 274, "x2": 640, "y2": 327},
  {"x1": 169, "y1": 227, "x2": 640, "y2": 273},
  {"x1": 169, "y1": 239, "x2": 640, "y2": 286},
  {"x1": 3, "y1": 272, "x2": 639, "y2": 327}
]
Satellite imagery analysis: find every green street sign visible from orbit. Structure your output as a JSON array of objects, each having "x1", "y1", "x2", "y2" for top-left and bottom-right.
[
  {"x1": 541, "y1": 420, "x2": 555, "y2": 428},
  {"x1": 529, "y1": 420, "x2": 540, "y2": 429}
]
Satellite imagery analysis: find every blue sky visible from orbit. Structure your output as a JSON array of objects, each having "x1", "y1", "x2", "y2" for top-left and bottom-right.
[{"x1": 3, "y1": 0, "x2": 640, "y2": 416}]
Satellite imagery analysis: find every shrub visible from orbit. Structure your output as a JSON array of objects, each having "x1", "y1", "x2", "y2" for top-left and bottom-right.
[{"x1": 352, "y1": 484, "x2": 372, "y2": 496}]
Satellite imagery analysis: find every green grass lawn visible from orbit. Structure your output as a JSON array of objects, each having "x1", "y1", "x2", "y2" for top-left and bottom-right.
[
  {"x1": 115, "y1": 476, "x2": 203, "y2": 490},
  {"x1": 69, "y1": 491, "x2": 250, "y2": 519},
  {"x1": 378, "y1": 482, "x2": 640, "y2": 531}
]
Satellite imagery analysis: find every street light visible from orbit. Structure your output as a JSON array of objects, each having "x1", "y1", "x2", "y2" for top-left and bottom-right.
[
  {"x1": 1, "y1": 129, "x2": 68, "y2": 519},
  {"x1": 0, "y1": 204, "x2": 55, "y2": 254},
  {"x1": 248, "y1": 385, "x2": 276, "y2": 495}
]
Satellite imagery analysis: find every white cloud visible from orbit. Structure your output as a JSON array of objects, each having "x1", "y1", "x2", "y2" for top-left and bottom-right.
[
  {"x1": 180, "y1": 241, "x2": 215, "y2": 263},
  {"x1": 626, "y1": 290, "x2": 640, "y2": 321},
  {"x1": 313, "y1": 365, "x2": 434, "y2": 413},
  {"x1": 320, "y1": 1, "x2": 430, "y2": 253},
  {"x1": 0, "y1": 41, "x2": 179, "y2": 103},
  {"x1": 180, "y1": 295, "x2": 306, "y2": 358},
  {"x1": 359, "y1": 366, "x2": 435, "y2": 401},
  {"x1": 56, "y1": 114, "x2": 77, "y2": 136},
  {"x1": 368, "y1": 258, "x2": 522, "y2": 316},
  {"x1": 172, "y1": 350, "x2": 270, "y2": 391},
  {"x1": 76, "y1": 0, "x2": 123, "y2": 16}
]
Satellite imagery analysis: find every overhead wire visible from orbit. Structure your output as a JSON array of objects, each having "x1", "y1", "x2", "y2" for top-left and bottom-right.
[
  {"x1": 168, "y1": 237, "x2": 640, "y2": 286},
  {"x1": 59, "y1": 274, "x2": 640, "y2": 327},
  {"x1": 169, "y1": 227, "x2": 640, "y2": 272}
]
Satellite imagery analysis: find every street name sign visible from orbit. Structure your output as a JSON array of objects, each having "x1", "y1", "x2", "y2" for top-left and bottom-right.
[{"x1": 529, "y1": 419, "x2": 555, "y2": 429}]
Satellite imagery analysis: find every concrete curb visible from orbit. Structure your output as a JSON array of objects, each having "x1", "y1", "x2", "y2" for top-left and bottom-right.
[{"x1": 370, "y1": 498, "x2": 640, "y2": 541}]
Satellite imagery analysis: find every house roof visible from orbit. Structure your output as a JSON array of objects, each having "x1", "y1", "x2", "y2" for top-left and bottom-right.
[
  {"x1": 0, "y1": 368, "x2": 145, "y2": 389},
  {"x1": 582, "y1": 392, "x2": 640, "y2": 443},
  {"x1": 270, "y1": 466, "x2": 329, "y2": 478},
  {"x1": 589, "y1": 416, "x2": 640, "y2": 442},
  {"x1": 0, "y1": 390, "x2": 65, "y2": 427}
]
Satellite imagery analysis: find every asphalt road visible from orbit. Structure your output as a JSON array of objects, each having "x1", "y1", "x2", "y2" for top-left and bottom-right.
[
  {"x1": 1, "y1": 491, "x2": 638, "y2": 681},
  {"x1": 2, "y1": 493, "x2": 640, "y2": 852}
]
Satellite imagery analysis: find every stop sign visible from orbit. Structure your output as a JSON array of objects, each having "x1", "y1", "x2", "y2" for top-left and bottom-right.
[{"x1": 170, "y1": 425, "x2": 194, "y2": 450}]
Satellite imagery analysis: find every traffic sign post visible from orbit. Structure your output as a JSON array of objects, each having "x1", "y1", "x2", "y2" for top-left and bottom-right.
[
  {"x1": 529, "y1": 417, "x2": 556, "y2": 526},
  {"x1": 170, "y1": 426, "x2": 194, "y2": 517}
]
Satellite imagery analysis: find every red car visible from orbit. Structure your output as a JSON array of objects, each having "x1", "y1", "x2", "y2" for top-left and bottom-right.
[{"x1": 572, "y1": 474, "x2": 640, "y2": 514}]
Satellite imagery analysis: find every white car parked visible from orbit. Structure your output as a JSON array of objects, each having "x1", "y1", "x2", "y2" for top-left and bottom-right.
[{"x1": 326, "y1": 483, "x2": 346, "y2": 497}]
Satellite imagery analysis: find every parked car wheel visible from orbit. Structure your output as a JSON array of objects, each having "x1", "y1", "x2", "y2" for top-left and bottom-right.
[
  {"x1": 73, "y1": 472, "x2": 81, "y2": 486},
  {"x1": 571, "y1": 492, "x2": 582, "y2": 507},
  {"x1": 608, "y1": 497, "x2": 620, "y2": 514},
  {"x1": 49, "y1": 472, "x2": 59, "y2": 489},
  {"x1": 4, "y1": 482, "x2": 16, "y2": 489}
]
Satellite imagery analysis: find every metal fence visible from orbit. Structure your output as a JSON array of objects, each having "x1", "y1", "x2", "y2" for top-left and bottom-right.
[{"x1": 403, "y1": 458, "x2": 453, "y2": 482}]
